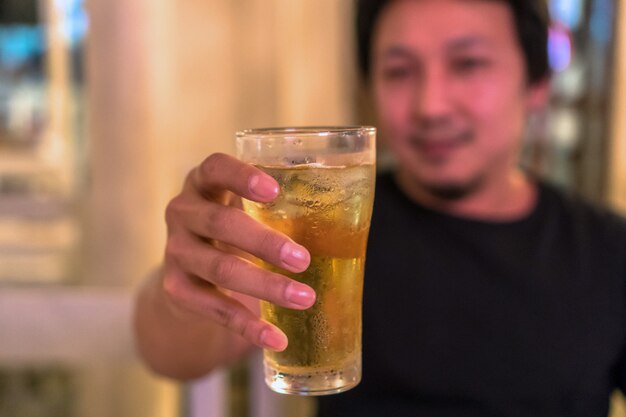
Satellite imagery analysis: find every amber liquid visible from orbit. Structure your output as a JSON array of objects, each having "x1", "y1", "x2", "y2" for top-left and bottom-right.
[{"x1": 243, "y1": 164, "x2": 375, "y2": 393}]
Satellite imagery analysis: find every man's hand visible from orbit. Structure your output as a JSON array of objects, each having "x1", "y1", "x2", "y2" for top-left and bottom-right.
[{"x1": 161, "y1": 153, "x2": 315, "y2": 352}]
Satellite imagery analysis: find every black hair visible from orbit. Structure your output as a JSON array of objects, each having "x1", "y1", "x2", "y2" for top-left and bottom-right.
[{"x1": 355, "y1": 0, "x2": 550, "y2": 85}]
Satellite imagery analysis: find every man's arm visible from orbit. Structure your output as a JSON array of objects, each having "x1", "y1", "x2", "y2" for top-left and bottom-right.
[{"x1": 134, "y1": 268, "x2": 255, "y2": 380}]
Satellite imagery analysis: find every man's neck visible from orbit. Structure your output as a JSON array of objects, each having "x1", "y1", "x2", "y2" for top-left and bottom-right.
[{"x1": 395, "y1": 168, "x2": 537, "y2": 222}]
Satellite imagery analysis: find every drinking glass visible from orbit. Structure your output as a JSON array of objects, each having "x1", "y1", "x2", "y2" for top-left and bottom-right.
[{"x1": 236, "y1": 126, "x2": 376, "y2": 395}]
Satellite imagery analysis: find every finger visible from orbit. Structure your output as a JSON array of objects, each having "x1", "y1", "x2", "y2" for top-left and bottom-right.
[
  {"x1": 188, "y1": 153, "x2": 279, "y2": 203},
  {"x1": 166, "y1": 233, "x2": 316, "y2": 309},
  {"x1": 162, "y1": 268, "x2": 288, "y2": 351},
  {"x1": 167, "y1": 197, "x2": 310, "y2": 273}
]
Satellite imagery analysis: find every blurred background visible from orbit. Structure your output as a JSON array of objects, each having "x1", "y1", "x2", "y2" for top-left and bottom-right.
[{"x1": 0, "y1": 0, "x2": 624, "y2": 416}]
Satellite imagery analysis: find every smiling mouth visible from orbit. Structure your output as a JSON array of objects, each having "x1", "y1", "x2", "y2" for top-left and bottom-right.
[{"x1": 409, "y1": 131, "x2": 473, "y2": 161}]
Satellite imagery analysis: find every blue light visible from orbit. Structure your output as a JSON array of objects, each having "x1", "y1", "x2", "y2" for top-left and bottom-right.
[
  {"x1": 53, "y1": 0, "x2": 89, "y2": 46},
  {"x1": 549, "y1": 0, "x2": 584, "y2": 30},
  {"x1": 0, "y1": 26, "x2": 45, "y2": 69}
]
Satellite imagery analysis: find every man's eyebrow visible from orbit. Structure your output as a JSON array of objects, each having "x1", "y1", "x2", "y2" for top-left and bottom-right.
[
  {"x1": 379, "y1": 46, "x2": 414, "y2": 59},
  {"x1": 446, "y1": 36, "x2": 492, "y2": 50},
  {"x1": 379, "y1": 37, "x2": 491, "y2": 59}
]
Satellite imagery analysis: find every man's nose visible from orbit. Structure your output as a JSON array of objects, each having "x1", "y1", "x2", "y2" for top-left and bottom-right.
[{"x1": 412, "y1": 68, "x2": 452, "y2": 122}]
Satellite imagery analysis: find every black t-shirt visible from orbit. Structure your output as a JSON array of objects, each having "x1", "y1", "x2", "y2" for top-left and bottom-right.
[{"x1": 317, "y1": 172, "x2": 626, "y2": 417}]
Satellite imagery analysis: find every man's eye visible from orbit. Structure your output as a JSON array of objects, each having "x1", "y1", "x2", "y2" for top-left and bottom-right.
[
  {"x1": 382, "y1": 67, "x2": 412, "y2": 80},
  {"x1": 451, "y1": 58, "x2": 489, "y2": 73}
]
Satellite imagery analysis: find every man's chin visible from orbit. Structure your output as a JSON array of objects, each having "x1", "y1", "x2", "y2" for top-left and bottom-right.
[
  {"x1": 396, "y1": 164, "x2": 487, "y2": 202},
  {"x1": 418, "y1": 176, "x2": 485, "y2": 201}
]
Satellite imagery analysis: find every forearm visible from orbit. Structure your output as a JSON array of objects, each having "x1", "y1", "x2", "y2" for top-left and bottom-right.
[{"x1": 133, "y1": 269, "x2": 255, "y2": 380}]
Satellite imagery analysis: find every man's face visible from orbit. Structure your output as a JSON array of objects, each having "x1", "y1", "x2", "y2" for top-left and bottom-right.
[{"x1": 372, "y1": 0, "x2": 547, "y2": 196}]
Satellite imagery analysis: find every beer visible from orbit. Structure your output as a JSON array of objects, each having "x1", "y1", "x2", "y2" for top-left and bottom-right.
[
  {"x1": 236, "y1": 125, "x2": 376, "y2": 395},
  {"x1": 243, "y1": 164, "x2": 375, "y2": 394}
]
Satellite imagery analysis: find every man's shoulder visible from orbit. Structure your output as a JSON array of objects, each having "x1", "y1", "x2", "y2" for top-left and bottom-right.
[{"x1": 537, "y1": 179, "x2": 626, "y2": 237}]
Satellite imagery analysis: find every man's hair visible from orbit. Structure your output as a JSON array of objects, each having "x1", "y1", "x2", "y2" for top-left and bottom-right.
[{"x1": 355, "y1": 0, "x2": 550, "y2": 85}]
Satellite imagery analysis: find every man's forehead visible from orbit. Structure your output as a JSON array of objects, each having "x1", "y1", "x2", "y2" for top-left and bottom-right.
[{"x1": 373, "y1": 0, "x2": 515, "y2": 51}]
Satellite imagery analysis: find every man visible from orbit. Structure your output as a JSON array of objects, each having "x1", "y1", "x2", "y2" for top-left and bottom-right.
[{"x1": 135, "y1": 0, "x2": 626, "y2": 415}]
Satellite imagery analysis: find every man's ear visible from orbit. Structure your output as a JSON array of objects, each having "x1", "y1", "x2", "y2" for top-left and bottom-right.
[{"x1": 526, "y1": 78, "x2": 550, "y2": 111}]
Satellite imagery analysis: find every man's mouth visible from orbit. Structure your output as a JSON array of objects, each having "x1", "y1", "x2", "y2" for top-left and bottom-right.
[{"x1": 408, "y1": 131, "x2": 473, "y2": 161}]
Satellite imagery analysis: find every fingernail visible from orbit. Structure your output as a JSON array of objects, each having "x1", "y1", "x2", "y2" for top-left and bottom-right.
[
  {"x1": 280, "y1": 242, "x2": 310, "y2": 272},
  {"x1": 285, "y1": 282, "x2": 316, "y2": 308},
  {"x1": 260, "y1": 328, "x2": 288, "y2": 351},
  {"x1": 249, "y1": 175, "x2": 279, "y2": 200}
]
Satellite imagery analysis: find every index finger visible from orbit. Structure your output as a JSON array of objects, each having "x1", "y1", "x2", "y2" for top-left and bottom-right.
[{"x1": 189, "y1": 153, "x2": 279, "y2": 202}]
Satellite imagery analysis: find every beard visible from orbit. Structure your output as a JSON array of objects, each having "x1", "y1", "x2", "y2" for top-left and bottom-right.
[{"x1": 416, "y1": 173, "x2": 486, "y2": 201}]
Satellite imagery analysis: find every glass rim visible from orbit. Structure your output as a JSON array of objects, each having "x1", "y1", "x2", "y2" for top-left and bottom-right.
[{"x1": 236, "y1": 126, "x2": 376, "y2": 140}]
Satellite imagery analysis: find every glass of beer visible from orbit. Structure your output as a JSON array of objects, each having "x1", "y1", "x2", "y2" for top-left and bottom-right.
[{"x1": 236, "y1": 126, "x2": 376, "y2": 396}]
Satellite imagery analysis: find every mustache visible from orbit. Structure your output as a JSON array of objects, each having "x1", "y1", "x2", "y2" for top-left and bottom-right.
[
  {"x1": 409, "y1": 117, "x2": 473, "y2": 143},
  {"x1": 409, "y1": 129, "x2": 474, "y2": 146}
]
